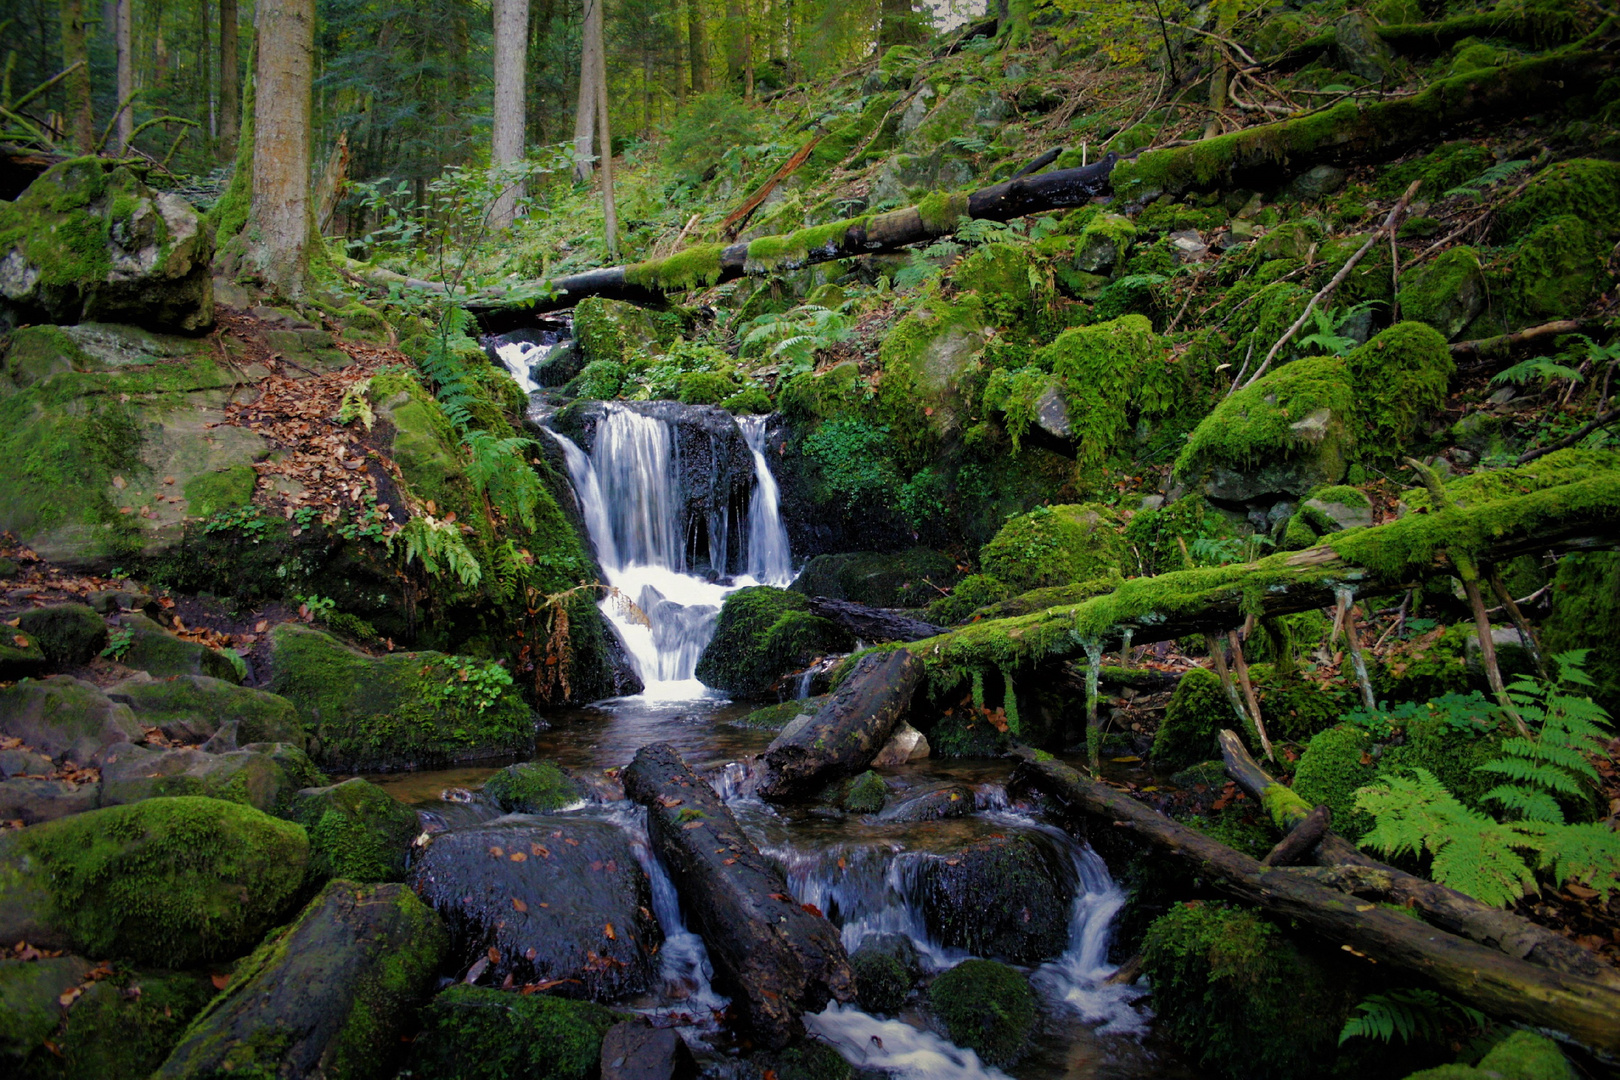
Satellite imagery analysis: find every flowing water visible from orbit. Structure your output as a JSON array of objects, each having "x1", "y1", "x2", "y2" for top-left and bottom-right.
[{"x1": 399, "y1": 345, "x2": 1185, "y2": 1076}]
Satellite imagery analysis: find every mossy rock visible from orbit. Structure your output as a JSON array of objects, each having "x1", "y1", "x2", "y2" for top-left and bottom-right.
[
  {"x1": 1500, "y1": 215, "x2": 1611, "y2": 328},
  {"x1": 1035, "y1": 314, "x2": 1184, "y2": 473},
  {"x1": 11, "y1": 967, "x2": 216, "y2": 1079},
  {"x1": 1493, "y1": 159, "x2": 1620, "y2": 243},
  {"x1": 954, "y1": 241, "x2": 1038, "y2": 323},
  {"x1": 480, "y1": 760, "x2": 585, "y2": 814},
  {"x1": 1540, "y1": 551, "x2": 1620, "y2": 714},
  {"x1": 16, "y1": 604, "x2": 106, "y2": 667},
  {"x1": 268, "y1": 625, "x2": 535, "y2": 772},
  {"x1": 875, "y1": 293, "x2": 988, "y2": 446},
  {"x1": 1404, "y1": 1030, "x2": 1574, "y2": 1080},
  {"x1": 107, "y1": 673, "x2": 304, "y2": 749},
  {"x1": 1074, "y1": 212, "x2": 1137, "y2": 273},
  {"x1": 0, "y1": 676, "x2": 143, "y2": 764},
  {"x1": 850, "y1": 946, "x2": 913, "y2": 1014},
  {"x1": 924, "y1": 573, "x2": 1011, "y2": 625},
  {"x1": 1376, "y1": 623, "x2": 1475, "y2": 704},
  {"x1": 790, "y1": 547, "x2": 961, "y2": 608},
  {"x1": 757, "y1": 1038, "x2": 854, "y2": 1080},
  {"x1": 155, "y1": 880, "x2": 447, "y2": 1080},
  {"x1": 694, "y1": 587, "x2": 853, "y2": 699},
  {"x1": 927, "y1": 959, "x2": 1036, "y2": 1067},
  {"x1": 0, "y1": 796, "x2": 308, "y2": 966},
  {"x1": 1152, "y1": 668, "x2": 1230, "y2": 770},
  {"x1": 979, "y1": 503, "x2": 1124, "y2": 594},
  {"x1": 99, "y1": 742, "x2": 328, "y2": 817},
  {"x1": 0, "y1": 630, "x2": 48, "y2": 681},
  {"x1": 571, "y1": 296, "x2": 664, "y2": 365},
  {"x1": 735, "y1": 696, "x2": 824, "y2": 731},
  {"x1": 119, "y1": 615, "x2": 243, "y2": 683},
  {"x1": 842, "y1": 770, "x2": 888, "y2": 814},
  {"x1": 918, "y1": 831, "x2": 1074, "y2": 963},
  {"x1": 0, "y1": 955, "x2": 92, "y2": 1058},
  {"x1": 405, "y1": 985, "x2": 619, "y2": 1080},
  {"x1": 1292, "y1": 725, "x2": 1379, "y2": 839},
  {"x1": 1140, "y1": 901, "x2": 1361, "y2": 1080},
  {"x1": 293, "y1": 777, "x2": 419, "y2": 883}
]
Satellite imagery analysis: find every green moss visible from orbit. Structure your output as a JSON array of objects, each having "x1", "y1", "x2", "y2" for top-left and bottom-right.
[
  {"x1": 1036, "y1": 314, "x2": 1185, "y2": 472},
  {"x1": 736, "y1": 697, "x2": 823, "y2": 731},
  {"x1": 480, "y1": 760, "x2": 584, "y2": 813},
  {"x1": 694, "y1": 587, "x2": 853, "y2": 698},
  {"x1": 842, "y1": 770, "x2": 888, "y2": 813},
  {"x1": 763, "y1": 1039, "x2": 853, "y2": 1080},
  {"x1": 916, "y1": 191, "x2": 970, "y2": 234},
  {"x1": 1140, "y1": 902, "x2": 1359, "y2": 1080},
  {"x1": 408, "y1": 986, "x2": 619, "y2": 1080},
  {"x1": 1292, "y1": 725, "x2": 1378, "y2": 839},
  {"x1": 744, "y1": 219, "x2": 861, "y2": 274},
  {"x1": 1503, "y1": 215, "x2": 1610, "y2": 326},
  {"x1": 1153, "y1": 668, "x2": 1231, "y2": 769},
  {"x1": 1076, "y1": 212, "x2": 1138, "y2": 271},
  {"x1": 676, "y1": 370, "x2": 737, "y2": 404},
  {"x1": 43, "y1": 969, "x2": 215, "y2": 1080},
  {"x1": 722, "y1": 385, "x2": 774, "y2": 414},
  {"x1": 1253, "y1": 665, "x2": 1353, "y2": 743},
  {"x1": 16, "y1": 603, "x2": 106, "y2": 666},
  {"x1": 1344, "y1": 322, "x2": 1454, "y2": 460},
  {"x1": 1376, "y1": 623, "x2": 1474, "y2": 703},
  {"x1": 1494, "y1": 159, "x2": 1620, "y2": 242},
  {"x1": 875, "y1": 292, "x2": 987, "y2": 454},
  {"x1": 1541, "y1": 551, "x2": 1620, "y2": 714},
  {"x1": 1188, "y1": 803, "x2": 1275, "y2": 861},
  {"x1": 1397, "y1": 246, "x2": 1485, "y2": 341},
  {"x1": 979, "y1": 503, "x2": 1125, "y2": 594},
  {"x1": 927, "y1": 959, "x2": 1035, "y2": 1067},
  {"x1": 925, "y1": 573, "x2": 1012, "y2": 625},
  {"x1": 953, "y1": 241, "x2": 1037, "y2": 325},
  {"x1": 295, "y1": 778, "x2": 419, "y2": 883},
  {"x1": 1174, "y1": 355, "x2": 1353, "y2": 482},
  {"x1": 623, "y1": 242, "x2": 725, "y2": 292},
  {"x1": 0, "y1": 796, "x2": 308, "y2": 966},
  {"x1": 850, "y1": 949, "x2": 912, "y2": 1014},
  {"x1": 180, "y1": 465, "x2": 257, "y2": 519},
  {"x1": 565, "y1": 359, "x2": 627, "y2": 400}
]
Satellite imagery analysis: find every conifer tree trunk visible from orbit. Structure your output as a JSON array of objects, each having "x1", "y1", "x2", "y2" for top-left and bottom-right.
[
  {"x1": 59, "y1": 0, "x2": 95, "y2": 152},
  {"x1": 490, "y1": 0, "x2": 529, "y2": 229},
  {"x1": 245, "y1": 0, "x2": 314, "y2": 296},
  {"x1": 573, "y1": 0, "x2": 602, "y2": 182},
  {"x1": 686, "y1": 0, "x2": 710, "y2": 94},
  {"x1": 114, "y1": 0, "x2": 134, "y2": 150},
  {"x1": 879, "y1": 0, "x2": 922, "y2": 48},
  {"x1": 217, "y1": 0, "x2": 238, "y2": 161},
  {"x1": 591, "y1": 0, "x2": 618, "y2": 260},
  {"x1": 724, "y1": 0, "x2": 743, "y2": 85}
]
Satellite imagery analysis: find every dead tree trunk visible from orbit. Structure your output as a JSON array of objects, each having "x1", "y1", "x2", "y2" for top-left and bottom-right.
[
  {"x1": 804, "y1": 597, "x2": 944, "y2": 643},
  {"x1": 622, "y1": 743, "x2": 854, "y2": 1048},
  {"x1": 1010, "y1": 749, "x2": 1620, "y2": 1054},
  {"x1": 759, "y1": 649, "x2": 925, "y2": 800}
]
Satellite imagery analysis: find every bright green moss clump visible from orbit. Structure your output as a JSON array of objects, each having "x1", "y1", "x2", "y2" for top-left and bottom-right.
[
  {"x1": 925, "y1": 573, "x2": 1012, "y2": 625},
  {"x1": 1494, "y1": 159, "x2": 1620, "y2": 242},
  {"x1": 694, "y1": 586, "x2": 853, "y2": 698},
  {"x1": 481, "y1": 760, "x2": 585, "y2": 813},
  {"x1": 1036, "y1": 315, "x2": 1185, "y2": 471},
  {"x1": 0, "y1": 796, "x2": 308, "y2": 966},
  {"x1": 1152, "y1": 668, "x2": 1230, "y2": 769},
  {"x1": 927, "y1": 959, "x2": 1036, "y2": 1067},
  {"x1": 1345, "y1": 322, "x2": 1454, "y2": 459},
  {"x1": 1292, "y1": 725, "x2": 1378, "y2": 839},
  {"x1": 294, "y1": 777, "x2": 420, "y2": 883},
  {"x1": 407, "y1": 986, "x2": 619, "y2": 1080},
  {"x1": 1405, "y1": 1031, "x2": 1575, "y2": 1080},
  {"x1": 623, "y1": 242, "x2": 725, "y2": 292},
  {"x1": 978, "y1": 503, "x2": 1124, "y2": 593},
  {"x1": 1175, "y1": 355, "x2": 1353, "y2": 482},
  {"x1": 843, "y1": 770, "x2": 888, "y2": 814}
]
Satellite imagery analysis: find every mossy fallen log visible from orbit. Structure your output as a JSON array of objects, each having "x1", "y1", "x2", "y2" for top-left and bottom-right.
[
  {"x1": 1109, "y1": 49, "x2": 1616, "y2": 202},
  {"x1": 1265, "y1": 9, "x2": 1604, "y2": 70},
  {"x1": 621, "y1": 742, "x2": 854, "y2": 1048},
  {"x1": 464, "y1": 157, "x2": 1118, "y2": 332},
  {"x1": 1217, "y1": 729, "x2": 1620, "y2": 990},
  {"x1": 1009, "y1": 748, "x2": 1620, "y2": 1054}
]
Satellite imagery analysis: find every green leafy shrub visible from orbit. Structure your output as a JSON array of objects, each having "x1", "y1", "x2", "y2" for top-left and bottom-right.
[
  {"x1": 565, "y1": 359, "x2": 627, "y2": 401},
  {"x1": 800, "y1": 416, "x2": 904, "y2": 513}
]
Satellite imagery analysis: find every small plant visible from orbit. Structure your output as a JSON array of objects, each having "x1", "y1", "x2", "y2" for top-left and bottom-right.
[
  {"x1": 298, "y1": 594, "x2": 337, "y2": 621},
  {"x1": 1443, "y1": 158, "x2": 1531, "y2": 200},
  {"x1": 101, "y1": 627, "x2": 135, "y2": 661},
  {"x1": 1297, "y1": 302, "x2": 1378, "y2": 357},
  {"x1": 202, "y1": 506, "x2": 274, "y2": 542},
  {"x1": 437, "y1": 655, "x2": 514, "y2": 714},
  {"x1": 739, "y1": 305, "x2": 852, "y2": 378},
  {"x1": 1491, "y1": 355, "x2": 1584, "y2": 389},
  {"x1": 397, "y1": 515, "x2": 482, "y2": 588},
  {"x1": 1339, "y1": 989, "x2": 1485, "y2": 1046},
  {"x1": 336, "y1": 378, "x2": 375, "y2": 430}
]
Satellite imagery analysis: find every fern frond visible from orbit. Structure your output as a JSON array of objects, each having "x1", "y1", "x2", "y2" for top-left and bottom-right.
[
  {"x1": 1480, "y1": 784, "x2": 1566, "y2": 824},
  {"x1": 1339, "y1": 989, "x2": 1485, "y2": 1047},
  {"x1": 1522, "y1": 820, "x2": 1620, "y2": 901}
]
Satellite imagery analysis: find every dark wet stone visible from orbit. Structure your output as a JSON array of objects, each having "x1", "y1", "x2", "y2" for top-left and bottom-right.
[
  {"x1": 600, "y1": 1019, "x2": 697, "y2": 1080},
  {"x1": 915, "y1": 829, "x2": 1076, "y2": 963}
]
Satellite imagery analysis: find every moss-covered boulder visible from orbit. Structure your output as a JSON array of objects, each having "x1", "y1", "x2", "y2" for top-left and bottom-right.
[
  {"x1": 924, "y1": 573, "x2": 1012, "y2": 625},
  {"x1": 571, "y1": 296, "x2": 665, "y2": 365},
  {"x1": 16, "y1": 604, "x2": 106, "y2": 667},
  {"x1": 1500, "y1": 215, "x2": 1611, "y2": 328},
  {"x1": 480, "y1": 760, "x2": 586, "y2": 813},
  {"x1": 917, "y1": 830, "x2": 1075, "y2": 963},
  {"x1": 1292, "y1": 725, "x2": 1379, "y2": 839},
  {"x1": 1152, "y1": 668, "x2": 1230, "y2": 769},
  {"x1": 1493, "y1": 159, "x2": 1620, "y2": 242},
  {"x1": 694, "y1": 586, "x2": 852, "y2": 698},
  {"x1": 978, "y1": 503, "x2": 1124, "y2": 594},
  {"x1": 790, "y1": 548, "x2": 961, "y2": 608},
  {"x1": 7, "y1": 966, "x2": 216, "y2": 1079},
  {"x1": 405, "y1": 985, "x2": 620, "y2": 1080},
  {"x1": 0, "y1": 677, "x2": 142, "y2": 764},
  {"x1": 0, "y1": 159, "x2": 212, "y2": 332},
  {"x1": 268, "y1": 624, "x2": 535, "y2": 772},
  {"x1": 154, "y1": 880, "x2": 447, "y2": 1080},
  {"x1": 0, "y1": 796, "x2": 308, "y2": 964},
  {"x1": 1404, "y1": 1031, "x2": 1574, "y2": 1080},
  {"x1": 1034, "y1": 314, "x2": 1184, "y2": 472},
  {"x1": 292, "y1": 778, "x2": 419, "y2": 883},
  {"x1": 850, "y1": 945, "x2": 914, "y2": 1014},
  {"x1": 0, "y1": 627, "x2": 48, "y2": 680},
  {"x1": 117, "y1": 615, "x2": 243, "y2": 683},
  {"x1": 105, "y1": 671, "x2": 301, "y2": 746},
  {"x1": 99, "y1": 743, "x2": 327, "y2": 816},
  {"x1": 0, "y1": 955, "x2": 92, "y2": 1058},
  {"x1": 1075, "y1": 212, "x2": 1137, "y2": 273},
  {"x1": 927, "y1": 959, "x2": 1036, "y2": 1068},
  {"x1": 876, "y1": 292, "x2": 988, "y2": 444},
  {"x1": 1140, "y1": 902, "x2": 1360, "y2": 1080},
  {"x1": 841, "y1": 770, "x2": 888, "y2": 814}
]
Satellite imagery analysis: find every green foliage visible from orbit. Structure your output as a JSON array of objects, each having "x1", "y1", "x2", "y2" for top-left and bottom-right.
[
  {"x1": 927, "y1": 959, "x2": 1036, "y2": 1068},
  {"x1": 800, "y1": 416, "x2": 904, "y2": 513},
  {"x1": 398, "y1": 515, "x2": 483, "y2": 587},
  {"x1": 1490, "y1": 355, "x2": 1584, "y2": 389},
  {"x1": 1442, "y1": 158, "x2": 1531, "y2": 200},
  {"x1": 739, "y1": 305, "x2": 852, "y2": 380},
  {"x1": 1297, "y1": 302, "x2": 1378, "y2": 357},
  {"x1": 925, "y1": 574, "x2": 1012, "y2": 625},
  {"x1": 1153, "y1": 668, "x2": 1231, "y2": 769},
  {"x1": 662, "y1": 92, "x2": 764, "y2": 183},
  {"x1": 843, "y1": 770, "x2": 888, "y2": 813},
  {"x1": 1339, "y1": 989, "x2": 1484, "y2": 1047},
  {"x1": 408, "y1": 986, "x2": 619, "y2": 1080},
  {"x1": 978, "y1": 504, "x2": 1124, "y2": 593},
  {"x1": 567, "y1": 359, "x2": 628, "y2": 400},
  {"x1": 694, "y1": 587, "x2": 852, "y2": 698}
]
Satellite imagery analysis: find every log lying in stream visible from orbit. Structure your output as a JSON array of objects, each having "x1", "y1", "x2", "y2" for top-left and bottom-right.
[
  {"x1": 1217, "y1": 729, "x2": 1620, "y2": 990},
  {"x1": 622, "y1": 742, "x2": 853, "y2": 1048},
  {"x1": 1009, "y1": 748, "x2": 1620, "y2": 1054},
  {"x1": 805, "y1": 596, "x2": 944, "y2": 643}
]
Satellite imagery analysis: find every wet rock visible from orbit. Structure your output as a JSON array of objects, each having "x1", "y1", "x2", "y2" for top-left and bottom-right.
[
  {"x1": 17, "y1": 603, "x2": 107, "y2": 666},
  {"x1": 293, "y1": 777, "x2": 420, "y2": 883},
  {"x1": 0, "y1": 746, "x2": 53, "y2": 778},
  {"x1": 99, "y1": 743, "x2": 325, "y2": 815},
  {"x1": 408, "y1": 814, "x2": 660, "y2": 1001},
  {"x1": 916, "y1": 830, "x2": 1076, "y2": 963},
  {"x1": 407, "y1": 984, "x2": 620, "y2": 1080},
  {"x1": 1334, "y1": 12, "x2": 1397, "y2": 84},
  {"x1": 0, "y1": 796, "x2": 308, "y2": 963},
  {"x1": 1398, "y1": 247, "x2": 1487, "y2": 341},
  {"x1": 1168, "y1": 229, "x2": 1208, "y2": 261},
  {"x1": 842, "y1": 770, "x2": 888, "y2": 814},
  {"x1": 21, "y1": 966, "x2": 215, "y2": 1078},
  {"x1": 870, "y1": 721, "x2": 930, "y2": 769},
  {"x1": 0, "y1": 955, "x2": 93, "y2": 1056},
  {"x1": 0, "y1": 676, "x2": 141, "y2": 763},
  {"x1": 0, "y1": 628, "x2": 47, "y2": 680},
  {"x1": 600, "y1": 1019, "x2": 698, "y2": 1080},
  {"x1": 155, "y1": 881, "x2": 446, "y2": 1080},
  {"x1": 1075, "y1": 213, "x2": 1136, "y2": 273},
  {"x1": 877, "y1": 783, "x2": 976, "y2": 823},
  {"x1": 118, "y1": 615, "x2": 244, "y2": 683},
  {"x1": 927, "y1": 959, "x2": 1036, "y2": 1067},
  {"x1": 482, "y1": 760, "x2": 588, "y2": 813},
  {"x1": 1033, "y1": 382, "x2": 1072, "y2": 441},
  {"x1": 790, "y1": 548, "x2": 960, "y2": 608},
  {"x1": 850, "y1": 944, "x2": 914, "y2": 1014},
  {"x1": 107, "y1": 673, "x2": 305, "y2": 748},
  {"x1": 0, "y1": 776, "x2": 100, "y2": 825},
  {"x1": 1286, "y1": 164, "x2": 1349, "y2": 201},
  {"x1": 696, "y1": 587, "x2": 851, "y2": 699},
  {"x1": 1302, "y1": 492, "x2": 1373, "y2": 532}
]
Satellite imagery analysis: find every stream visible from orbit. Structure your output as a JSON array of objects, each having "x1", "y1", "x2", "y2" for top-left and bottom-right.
[{"x1": 363, "y1": 338, "x2": 1191, "y2": 1079}]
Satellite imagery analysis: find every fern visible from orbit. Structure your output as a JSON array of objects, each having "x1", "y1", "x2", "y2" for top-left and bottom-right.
[
  {"x1": 396, "y1": 516, "x2": 483, "y2": 587},
  {"x1": 336, "y1": 378, "x2": 375, "y2": 431},
  {"x1": 1490, "y1": 356, "x2": 1584, "y2": 388},
  {"x1": 1339, "y1": 989, "x2": 1485, "y2": 1046},
  {"x1": 462, "y1": 429, "x2": 545, "y2": 531},
  {"x1": 1478, "y1": 650, "x2": 1610, "y2": 822},
  {"x1": 1443, "y1": 158, "x2": 1530, "y2": 199},
  {"x1": 740, "y1": 305, "x2": 851, "y2": 376}
]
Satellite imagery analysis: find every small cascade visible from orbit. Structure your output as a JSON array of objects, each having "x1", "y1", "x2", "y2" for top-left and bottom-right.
[
  {"x1": 807, "y1": 1003, "x2": 1013, "y2": 1080},
  {"x1": 492, "y1": 337, "x2": 565, "y2": 397},
  {"x1": 736, "y1": 415, "x2": 793, "y2": 586}
]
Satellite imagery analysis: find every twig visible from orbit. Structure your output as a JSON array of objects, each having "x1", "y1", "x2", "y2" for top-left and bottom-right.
[
  {"x1": 1487, "y1": 564, "x2": 1548, "y2": 680},
  {"x1": 1407, "y1": 175, "x2": 1534, "y2": 268},
  {"x1": 1237, "y1": 180, "x2": 1421, "y2": 393},
  {"x1": 1516, "y1": 408, "x2": 1620, "y2": 463},
  {"x1": 1227, "y1": 629, "x2": 1272, "y2": 759},
  {"x1": 8, "y1": 59, "x2": 83, "y2": 113}
]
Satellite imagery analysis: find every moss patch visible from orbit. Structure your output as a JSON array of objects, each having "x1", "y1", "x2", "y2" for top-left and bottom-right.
[
  {"x1": 407, "y1": 986, "x2": 619, "y2": 1080},
  {"x1": 694, "y1": 587, "x2": 853, "y2": 698},
  {"x1": 480, "y1": 760, "x2": 585, "y2": 813},
  {"x1": 978, "y1": 503, "x2": 1124, "y2": 594},
  {"x1": 294, "y1": 777, "x2": 420, "y2": 883},
  {"x1": 927, "y1": 959, "x2": 1035, "y2": 1067}
]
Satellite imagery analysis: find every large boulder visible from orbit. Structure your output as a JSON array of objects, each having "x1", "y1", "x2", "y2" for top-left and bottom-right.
[
  {"x1": 268, "y1": 624, "x2": 535, "y2": 771},
  {"x1": 408, "y1": 815, "x2": 661, "y2": 1002},
  {"x1": 98, "y1": 742, "x2": 327, "y2": 816},
  {"x1": 107, "y1": 672, "x2": 304, "y2": 748},
  {"x1": 914, "y1": 829, "x2": 1076, "y2": 963},
  {"x1": 876, "y1": 294, "x2": 988, "y2": 443},
  {"x1": 292, "y1": 777, "x2": 420, "y2": 883},
  {"x1": 789, "y1": 548, "x2": 961, "y2": 608},
  {"x1": 695, "y1": 587, "x2": 851, "y2": 699},
  {"x1": 0, "y1": 676, "x2": 141, "y2": 763},
  {"x1": 978, "y1": 503, "x2": 1125, "y2": 593},
  {"x1": 0, "y1": 160, "x2": 212, "y2": 333},
  {"x1": 117, "y1": 615, "x2": 244, "y2": 683},
  {"x1": 16, "y1": 603, "x2": 107, "y2": 666},
  {"x1": 155, "y1": 880, "x2": 447, "y2": 1080},
  {"x1": 0, "y1": 796, "x2": 308, "y2": 964}
]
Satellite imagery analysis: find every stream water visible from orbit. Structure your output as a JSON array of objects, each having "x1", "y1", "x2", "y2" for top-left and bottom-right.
[{"x1": 371, "y1": 342, "x2": 1190, "y2": 1078}]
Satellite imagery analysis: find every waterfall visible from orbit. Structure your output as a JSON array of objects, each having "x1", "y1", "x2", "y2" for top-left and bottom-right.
[
  {"x1": 544, "y1": 403, "x2": 795, "y2": 699},
  {"x1": 492, "y1": 338, "x2": 562, "y2": 396}
]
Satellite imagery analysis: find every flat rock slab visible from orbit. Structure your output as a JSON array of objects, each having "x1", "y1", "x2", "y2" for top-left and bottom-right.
[
  {"x1": 600, "y1": 1019, "x2": 697, "y2": 1080},
  {"x1": 408, "y1": 814, "x2": 660, "y2": 1002}
]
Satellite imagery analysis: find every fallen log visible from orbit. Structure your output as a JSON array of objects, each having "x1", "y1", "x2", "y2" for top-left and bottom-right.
[
  {"x1": 1218, "y1": 730, "x2": 1620, "y2": 990},
  {"x1": 464, "y1": 156, "x2": 1118, "y2": 331},
  {"x1": 1260, "y1": 802, "x2": 1330, "y2": 866},
  {"x1": 1450, "y1": 319, "x2": 1590, "y2": 366},
  {"x1": 805, "y1": 596, "x2": 944, "y2": 643},
  {"x1": 758, "y1": 648, "x2": 924, "y2": 800},
  {"x1": 1264, "y1": 10, "x2": 1602, "y2": 71},
  {"x1": 622, "y1": 743, "x2": 853, "y2": 1048},
  {"x1": 1010, "y1": 748, "x2": 1620, "y2": 1054}
]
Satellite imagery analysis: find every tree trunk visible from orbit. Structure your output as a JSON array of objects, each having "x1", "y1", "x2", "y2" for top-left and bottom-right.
[
  {"x1": 490, "y1": 0, "x2": 530, "y2": 229},
  {"x1": 1009, "y1": 749, "x2": 1620, "y2": 1054},
  {"x1": 805, "y1": 597, "x2": 943, "y2": 643},
  {"x1": 217, "y1": 0, "x2": 238, "y2": 162},
  {"x1": 200, "y1": 0, "x2": 214, "y2": 149},
  {"x1": 572, "y1": 0, "x2": 601, "y2": 182},
  {"x1": 116, "y1": 0, "x2": 135, "y2": 151},
  {"x1": 724, "y1": 0, "x2": 743, "y2": 86},
  {"x1": 622, "y1": 743, "x2": 854, "y2": 1049},
  {"x1": 59, "y1": 0, "x2": 95, "y2": 153},
  {"x1": 879, "y1": 0, "x2": 922, "y2": 48},
  {"x1": 686, "y1": 0, "x2": 709, "y2": 94},
  {"x1": 591, "y1": 0, "x2": 618, "y2": 260},
  {"x1": 245, "y1": 0, "x2": 314, "y2": 297},
  {"x1": 759, "y1": 649, "x2": 924, "y2": 799}
]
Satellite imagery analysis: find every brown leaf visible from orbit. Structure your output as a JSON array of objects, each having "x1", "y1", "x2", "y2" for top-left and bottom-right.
[
  {"x1": 604, "y1": 922, "x2": 616, "y2": 940},
  {"x1": 13, "y1": 635, "x2": 29, "y2": 648},
  {"x1": 210, "y1": 973, "x2": 230, "y2": 991},
  {"x1": 801, "y1": 902, "x2": 824, "y2": 918},
  {"x1": 656, "y1": 795, "x2": 683, "y2": 808},
  {"x1": 512, "y1": 897, "x2": 528, "y2": 912},
  {"x1": 1566, "y1": 883, "x2": 1599, "y2": 900},
  {"x1": 488, "y1": 846, "x2": 505, "y2": 858},
  {"x1": 487, "y1": 947, "x2": 500, "y2": 963},
  {"x1": 509, "y1": 851, "x2": 527, "y2": 862},
  {"x1": 112, "y1": 476, "x2": 126, "y2": 490},
  {"x1": 255, "y1": 620, "x2": 269, "y2": 633},
  {"x1": 681, "y1": 821, "x2": 703, "y2": 831},
  {"x1": 530, "y1": 843, "x2": 550, "y2": 859}
]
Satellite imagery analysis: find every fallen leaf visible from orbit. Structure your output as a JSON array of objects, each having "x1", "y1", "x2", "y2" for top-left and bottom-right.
[
  {"x1": 512, "y1": 898, "x2": 528, "y2": 912},
  {"x1": 13, "y1": 635, "x2": 28, "y2": 648},
  {"x1": 509, "y1": 851, "x2": 527, "y2": 862},
  {"x1": 530, "y1": 843, "x2": 550, "y2": 859},
  {"x1": 112, "y1": 476, "x2": 126, "y2": 490},
  {"x1": 488, "y1": 846, "x2": 505, "y2": 858},
  {"x1": 801, "y1": 902, "x2": 823, "y2": 918},
  {"x1": 1566, "y1": 883, "x2": 1599, "y2": 900},
  {"x1": 487, "y1": 947, "x2": 500, "y2": 963},
  {"x1": 604, "y1": 922, "x2": 616, "y2": 940},
  {"x1": 210, "y1": 973, "x2": 230, "y2": 991},
  {"x1": 682, "y1": 821, "x2": 703, "y2": 830}
]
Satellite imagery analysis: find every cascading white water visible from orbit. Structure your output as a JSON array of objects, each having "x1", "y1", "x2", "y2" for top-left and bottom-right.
[
  {"x1": 544, "y1": 403, "x2": 794, "y2": 699},
  {"x1": 493, "y1": 339, "x2": 563, "y2": 396}
]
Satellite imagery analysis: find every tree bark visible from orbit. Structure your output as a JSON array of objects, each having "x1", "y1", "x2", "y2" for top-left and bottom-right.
[
  {"x1": 724, "y1": 0, "x2": 744, "y2": 86},
  {"x1": 759, "y1": 649, "x2": 924, "y2": 800},
  {"x1": 490, "y1": 0, "x2": 530, "y2": 230},
  {"x1": 246, "y1": 0, "x2": 314, "y2": 297},
  {"x1": 58, "y1": 0, "x2": 95, "y2": 153},
  {"x1": 217, "y1": 0, "x2": 238, "y2": 162},
  {"x1": 572, "y1": 0, "x2": 602, "y2": 183},
  {"x1": 1217, "y1": 730, "x2": 1620, "y2": 990},
  {"x1": 686, "y1": 0, "x2": 710, "y2": 94},
  {"x1": 592, "y1": 0, "x2": 618, "y2": 260},
  {"x1": 622, "y1": 742, "x2": 854, "y2": 1049},
  {"x1": 805, "y1": 597, "x2": 943, "y2": 643},
  {"x1": 1010, "y1": 749, "x2": 1620, "y2": 1054}
]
